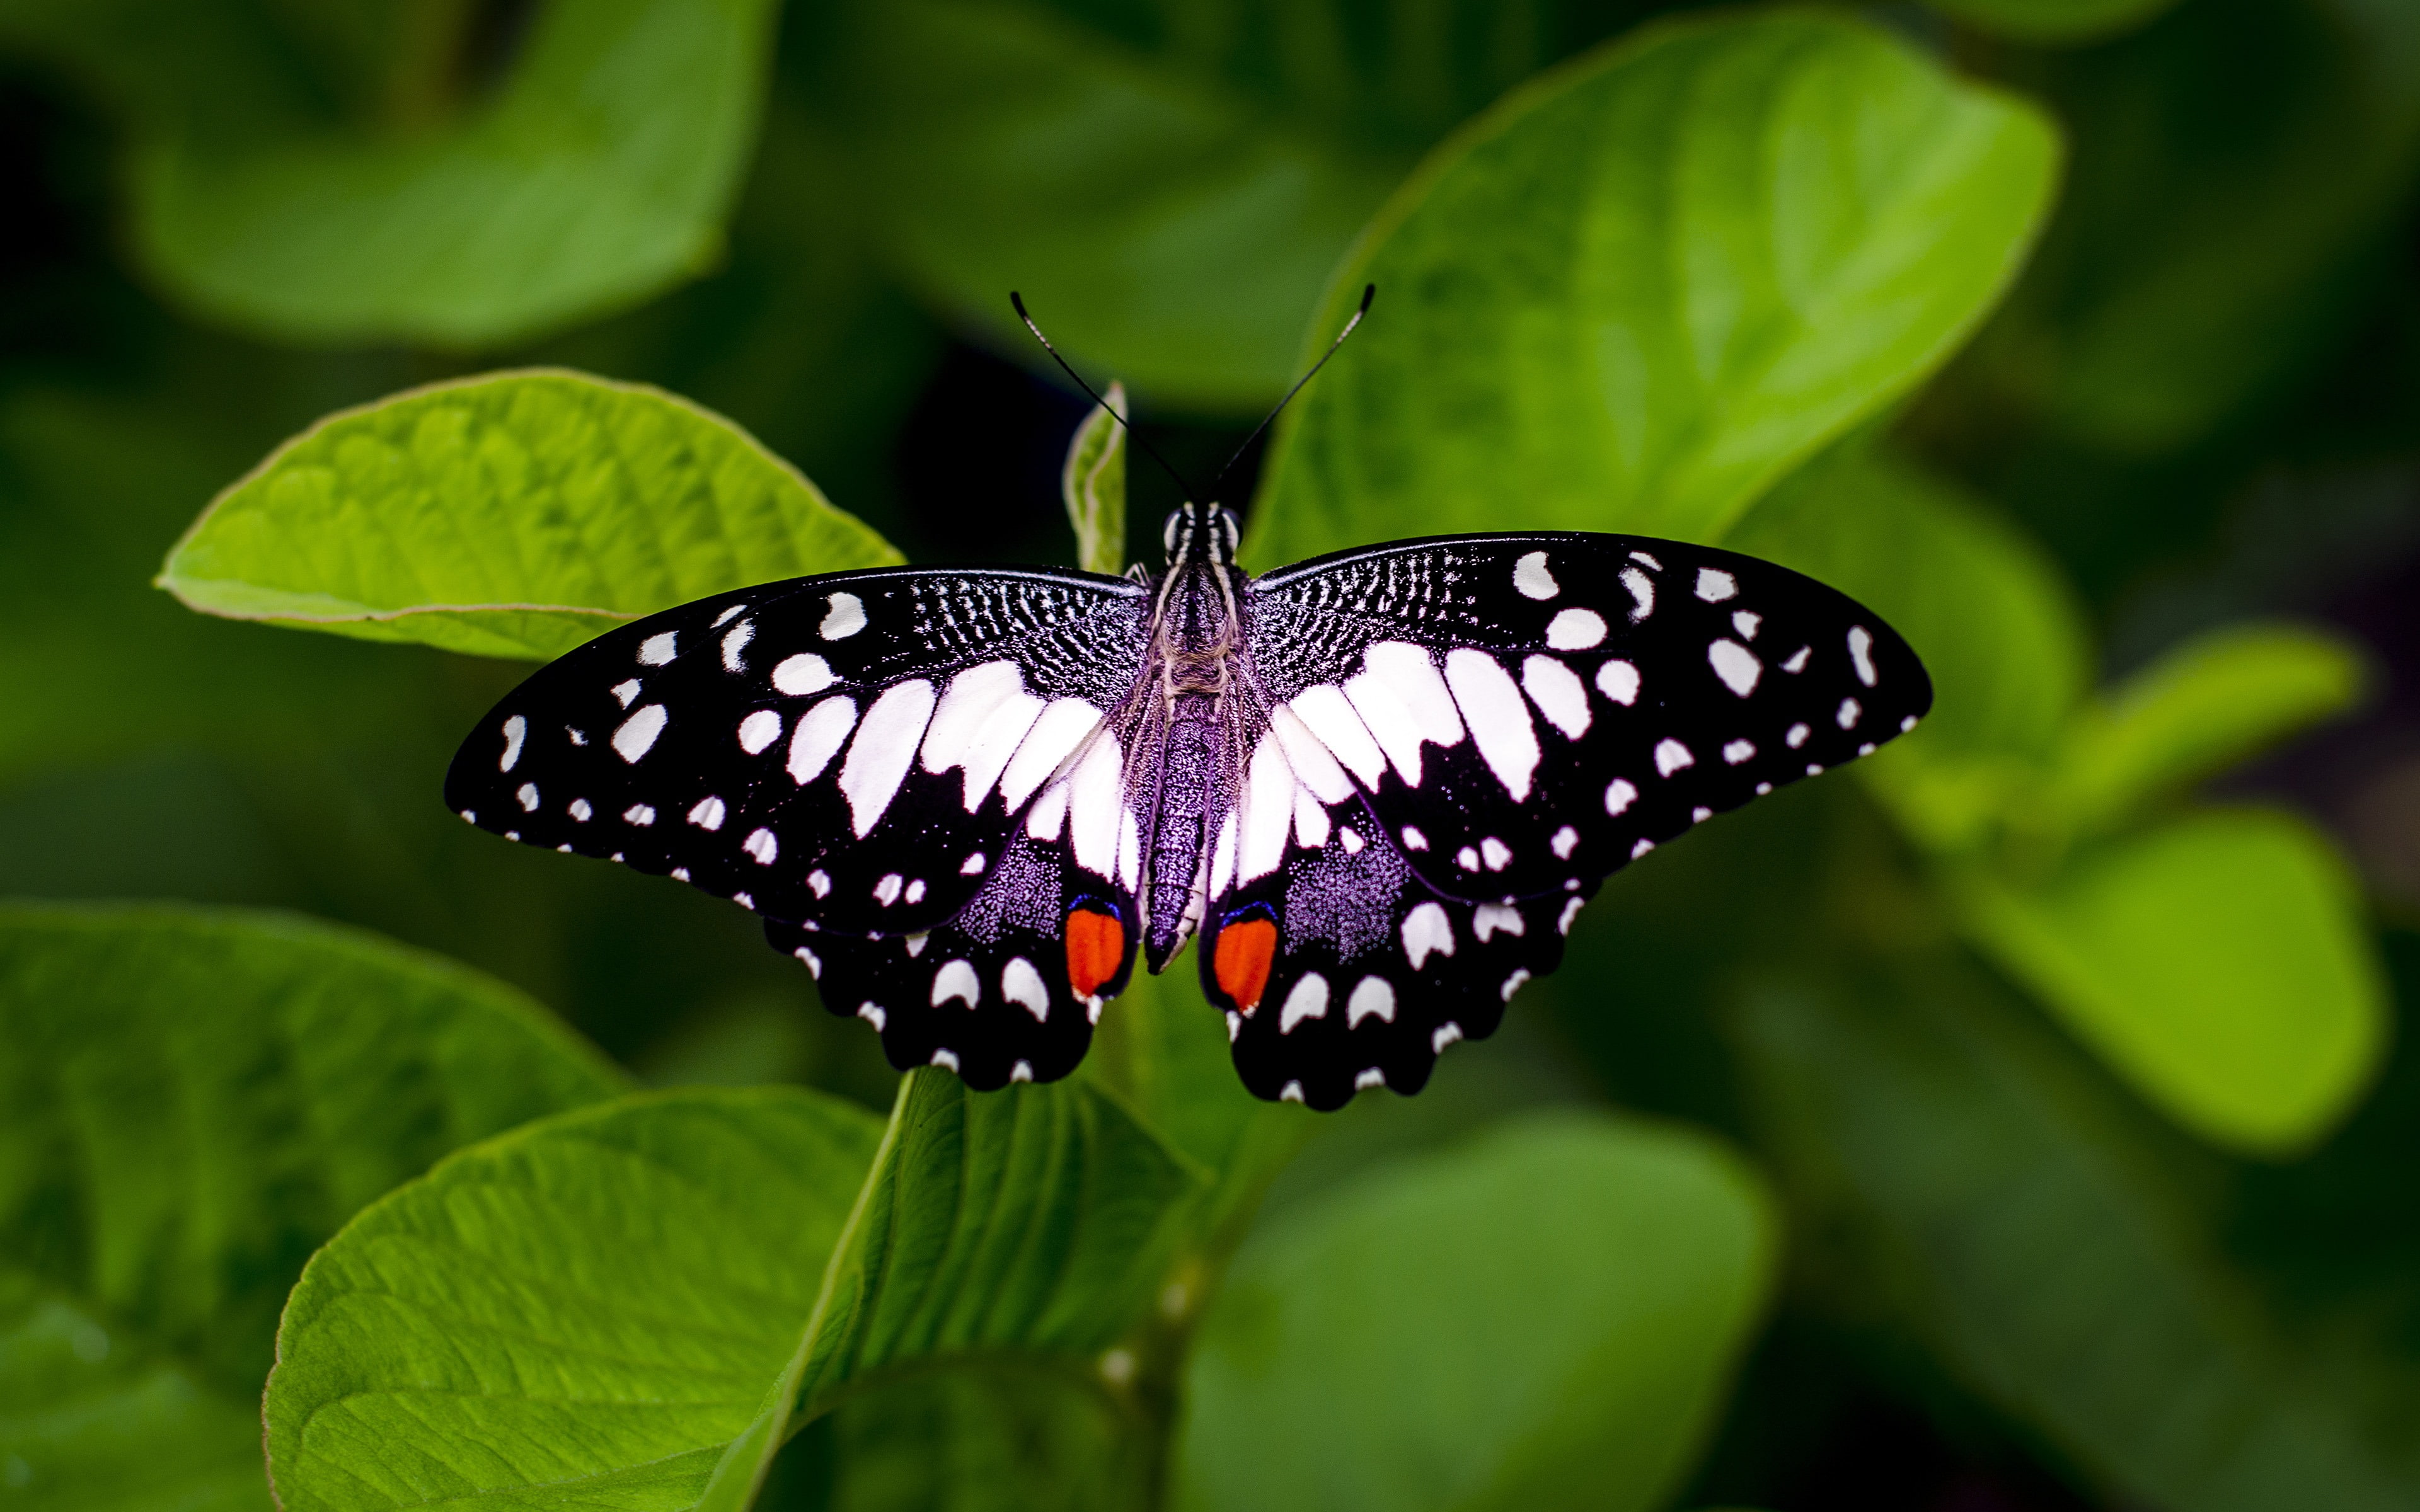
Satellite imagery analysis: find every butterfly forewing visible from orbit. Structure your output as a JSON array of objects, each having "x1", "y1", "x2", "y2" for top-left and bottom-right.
[{"x1": 444, "y1": 566, "x2": 1151, "y2": 936}]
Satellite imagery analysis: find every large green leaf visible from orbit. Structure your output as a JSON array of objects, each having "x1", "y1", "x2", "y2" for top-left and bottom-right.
[
  {"x1": 4, "y1": 0, "x2": 784, "y2": 346},
  {"x1": 2053, "y1": 622, "x2": 2365, "y2": 837},
  {"x1": 1064, "y1": 382, "x2": 1131, "y2": 576},
  {"x1": 1957, "y1": 808, "x2": 2387, "y2": 1154},
  {"x1": 1175, "y1": 1113, "x2": 1775, "y2": 1512},
  {"x1": 1736, "y1": 955, "x2": 2420, "y2": 1511},
  {"x1": 159, "y1": 369, "x2": 901, "y2": 660},
  {"x1": 1248, "y1": 10, "x2": 2060, "y2": 563},
  {"x1": 0, "y1": 903, "x2": 625, "y2": 1512},
  {"x1": 265, "y1": 1071, "x2": 1200, "y2": 1510}
]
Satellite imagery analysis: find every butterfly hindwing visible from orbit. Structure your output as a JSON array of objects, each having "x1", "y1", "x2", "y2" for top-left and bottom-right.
[
  {"x1": 444, "y1": 566, "x2": 1152, "y2": 932},
  {"x1": 769, "y1": 822, "x2": 1141, "y2": 1088},
  {"x1": 1242, "y1": 534, "x2": 1931, "y2": 903}
]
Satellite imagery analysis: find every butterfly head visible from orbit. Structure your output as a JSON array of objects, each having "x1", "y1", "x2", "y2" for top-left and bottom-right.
[{"x1": 1162, "y1": 500, "x2": 1240, "y2": 567}]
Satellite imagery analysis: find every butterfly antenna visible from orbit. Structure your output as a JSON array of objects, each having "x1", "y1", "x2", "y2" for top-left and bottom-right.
[
  {"x1": 1205, "y1": 282, "x2": 1374, "y2": 502},
  {"x1": 1010, "y1": 292, "x2": 1200, "y2": 501}
]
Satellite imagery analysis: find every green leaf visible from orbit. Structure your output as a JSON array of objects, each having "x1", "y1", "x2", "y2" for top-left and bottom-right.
[
  {"x1": 0, "y1": 902, "x2": 625, "y2": 1512},
  {"x1": 1957, "y1": 809, "x2": 2388, "y2": 1154},
  {"x1": 158, "y1": 369, "x2": 902, "y2": 660},
  {"x1": 115, "y1": 0, "x2": 781, "y2": 346},
  {"x1": 827, "y1": 1365, "x2": 1151, "y2": 1511},
  {"x1": 2054, "y1": 622, "x2": 2365, "y2": 836},
  {"x1": 1967, "y1": 0, "x2": 2420, "y2": 451},
  {"x1": 1726, "y1": 445, "x2": 2089, "y2": 854},
  {"x1": 1736, "y1": 954, "x2": 2420, "y2": 1511},
  {"x1": 1064, "y1": 381, "x2": 1129, "y2": 577},
  {"x1": 1924, "y1": 0, "x2": 2186, "y2": 44},
  {"x1": 1175, "y1": 1113, "x2": 1775, "y2": 1512},
  {"x1": 265, "y1": 1072, "x2": 1201, "y2": 1510},
  {"x1": 1248, "y1": 10, "x2": 2061, "y2": 564}
]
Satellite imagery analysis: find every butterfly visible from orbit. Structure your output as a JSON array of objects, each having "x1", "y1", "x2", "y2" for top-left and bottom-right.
[{"x1": 446, "y1": 505, "x2": 1929, "y2": 1109}]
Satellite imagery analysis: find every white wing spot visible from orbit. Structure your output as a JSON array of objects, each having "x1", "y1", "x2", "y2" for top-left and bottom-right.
[
  {"x1": 1723, "y1": 739, "x2": 1755, "y2": 765},
  {"x1": 687, "y1": 796, "x2": 725, "y2": 830},
  {"x1": 1848, "y1": 626, "x2": 1879, "y2": 686},
  {"x1": 1596, "y1": 660, "x2": 1640, "y2": 706},
  {"x1": 1692, "y1": 806, "x2": 1712, "y2": 823},
  {"x1": 1628, "y1": 550, "x2": 1663, "y2": 571},
  {"x1": 874, "y1": 874, "x2": 904, "y2": 906},
  {"x1": 1605, "y1": 778, "x2": 1638, "y2": 816},
  {"x1": 1512, "y1": 550, "x2": 1559, "y2": 599},
  {"x1": 720, "y1": 621, "x2": 754, "y2": 671},
  {"x1": 933, "y1": 959, "x2": 979, "y2": 1007},
  {"x1": 1279, "y1": 973, "x2": 1330, "y2": 1033},
  {"x1": 772, "y1": 653, "x2": 835, "y2": 696},
  {"x1": 1354, "y1": 1068, "x2": 1386, "y2": 1091},
  {"x1": 1709, "y1": 639, "x2": 1761, "y2": 697},
  {"x1": 1838, "y1": 697, "x2": 1862, "y2": 730},
  {"x1": 931, "y1": 1048, "x2": 961, "y2": 1072},
  {"x1": 906, "y1": 879, "x2": 926, "y2": 904},
  {"x1": 962, "y1": 852, "x2": 986, "y2": 875},
  {"x1": 1733, "y1": 610, "x2": 1761, "y2": 640},
  {"x1": 1339, "y1": 827, "x2": 1364, "y2": 854},
  {"x1": 1557, "y1": 897, "x2": 1584, "y2": 934},
  {"x1": 1632, "y1": 839, "x2": 1656, "y2": 859},
  {"x1": 1756, "y1": 782, "x2": 1773, "y2": 794},
  {"x1": 1445, "y1": 648, "x2": 1540, "y2": 801},
  {"x1": 612, "y1": 704, "x2": 668, "y2": 764},
  {"x1": 713, "y1": 604, "x2": 746, "y2": 627},
  {"x1": 498, "y1": 715, "x2": 526, "y2": 772},
  {"x1": 1456, "y1": 845, "x2": 1481, "y2": 872},
  {"x1": 623, "y1": 804, "x2": 655, "y2": 826},
  {"x1": 1902, "y1": 715, "x2": 1919, "y2": 733},
  {"x1": 744, "y1": 828, "x2": 777, "y2": 864},
  {"x1": 568, "y1": 799, "x2": 592, "y2": 822},
  {"x1": 1782, "y1": 646, "x2": 1811, "y2": 674},
  {"x1": 1003, "y1": 958, "x2": 1049, "y2": 1021},
  {"x1": 1521, "y1": 655, "x2": 1591, "y2": 739},
  {"x1": 670, "y1": 866, "x2": 690, "y2": 881},
  {"x1": 1480, "y1": 837, "x2": 1512, "y2": 870},
  {"x1": 793, "y1": 945, "x2": 821, "y2": 978},
  {"x1": 1402, "y1": 826, "x2": 1427, "y2": 850},
  {"x1": 805, "y1": 869, "x2": 830, "y2": 898},
  {"x1": 1011, "y1": 1060, "x2": 1035, "y2": 1082},
  {"x1": 733, "y1": 892, "x2": 754, "y2": 910},
  {"x1": 788, "y1": 696, "x2": 860, "y2": 784},
  {"x1": 1787, "y1": 723, "x2": 1811, "y2": 748},
  {"x1": 1227, "y1": 1011, "x2": 1242, "y2": 1043},
  {"x1": 1432, "y1": 1022, "x2": 1465, "y2": 1053},
  {"x1": 567, "y1": 728, "x2": 586, "y2": 747},
  {"x1": 1552, "y1": 825, "x2": 1579, "y2": 858},
  {"x1": 638, "y1": 631, "x2": 678, "y2": 666},
  {"x1": 1858, "y1": 742, "x2": 1876, "y2": 757},
  {"x1": 1622, "y1": 566, "x2": 1656, "y2": 621},
  {"x1": 1501, "y1": 970, "x2": 1531, "y2": 1001},
  {"x1": 1347, "y1": 977, "x2": 1396, "y2": 1026},
  {"x1": 821, "y1": 593, "x2": 867, "y2": 639},
  {"x1": 858, "y1": 1003, "x2": 886, "y2": 1031},
  {"x1": 1402, "y1": 903, "x2": 1455, "y2": 969},
  {"x1": 904, "y1": 932, "x2": 928, "y2": 958},
  {"x1": 1280, "y1": 1082, "x2": 1305, "y2": 1103},
  {"x1": 611, "y1": 679, "x2": 641, "y2": 707},
  {"x1": 737, "y1": 709, "x2": 783, "y2": 753},
  {"x1": 1655, "y1": 738, "x2": 1694, "y2": 776},
  {"x1": 1695, "y1": 568, "x2": 1737, "y2": 602},
  {"x1": 1546, "y1": 607, "x2": 1608, "y2": 650},
  {"x1": 839, "y1": 680, "x2": 938, "y2": 836},
  {"x1": 1473, "y1": 903, "x2": 1524, "y2": 941},
  {"x1": 516, "y1": 782, "x2": 539, "y2": 811}
]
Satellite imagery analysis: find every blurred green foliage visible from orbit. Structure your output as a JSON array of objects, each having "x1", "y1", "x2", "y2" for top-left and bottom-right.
[{"x1": 3, "y1": 0, "x2": 2418, "y2": 1508}]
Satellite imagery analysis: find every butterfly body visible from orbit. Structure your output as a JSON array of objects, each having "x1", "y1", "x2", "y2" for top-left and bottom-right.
[{"x1": 447, "y1": 498, "x2": 1930, "y2": 1109}]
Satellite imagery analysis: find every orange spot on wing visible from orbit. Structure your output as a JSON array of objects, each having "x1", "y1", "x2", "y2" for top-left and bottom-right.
[
  {"x1": 1213, "y1": 918, "x2": 1277, "y2": 1013},
  {"x1": 1065, "y1": 908, "x2": 1125, "y2": 1000}
]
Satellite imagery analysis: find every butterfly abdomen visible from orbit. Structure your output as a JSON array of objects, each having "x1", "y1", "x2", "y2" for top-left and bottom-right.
[{"x1": 1142, "y1": 692, "x2": 1219, "y2": 970}]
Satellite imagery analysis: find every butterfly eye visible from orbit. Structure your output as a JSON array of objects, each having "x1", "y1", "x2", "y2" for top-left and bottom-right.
[
  {"x1": 1214, "y1": 509, "x2": 1240, "y2": 558},
  {"x1": 1162, "y1": 510, "x2": 1184, "y2": 557}
]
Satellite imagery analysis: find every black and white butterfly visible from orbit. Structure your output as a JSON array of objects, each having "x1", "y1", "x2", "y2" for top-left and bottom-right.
[{"x1": 446, "y1": 502, "x2": 1930, "y2": 1109}]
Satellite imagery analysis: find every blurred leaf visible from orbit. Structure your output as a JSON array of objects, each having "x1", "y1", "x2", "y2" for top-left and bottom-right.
[
  {"x1": 1064, "y1": 381, "x2": 1129, "y2": 576},
  {"x1": 45, "y1": 0, "x2": 783, "y2": 345},
  {"x1": 1727, "y1": 445, "x2": 2089, "y2": 854},
  {"x1": 1969, "y1": 0, "x2": 2420, "y2": 451},
  {"x1": 1736, "y1": 954, "x2": 2420, "y2": 1511},
  {"x1": 1248, "y1": 10, "x2": 2060, "y2": 563},
  {"x1": 2054, "y1": 622, "x2": 2366, "y2": 835},
  {"x1": 159, "y1": 369, "x2": 901, "y2": 660},
  {"x1": 0, "y1": 902, "x2": 624, "y2": 1512},
  {"x1": 829, "y1": 1365, "x2": 1149, "y2": 1511},
  {"x1": 1175, "y1": 1113, "x2": 1775, "y2": 1512},
  {"x1": 266, "y1": 1071, "x2": 1199, "y2": 1510},
  {"x1": 1958, "y1": 809, "x2": 2387, "y2": 1154},
  {"x1": 1925, "y1": 0, "x2": 2186, "y2": 44}
]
